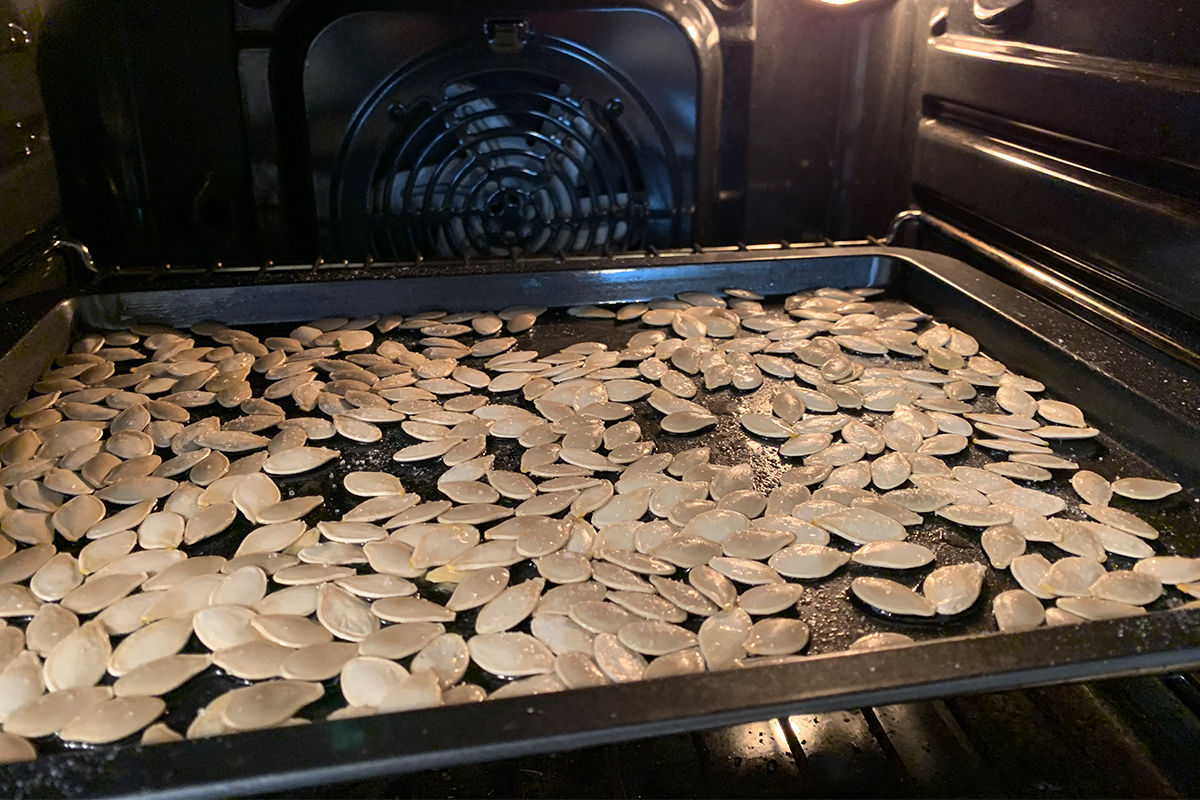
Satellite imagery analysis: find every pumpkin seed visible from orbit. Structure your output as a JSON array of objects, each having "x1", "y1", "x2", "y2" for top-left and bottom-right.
[
  {"x1": 344, "y1": 471, "x2": 405, "y2": 497},
  {"x1": 140, "y1": 722, "x2": 184, "y2": 745},
  {"x1": 1110, "y1": 477, "x2": 1182, "y2": 501},
  {"x1": 1134, "y1": 556, "x2": 1200, "y2": 584},
  {"x1": 276, "y1": 641, "x2": 357, "y2": 682},
  {"x1": 44, "y1": 620, "x2": 111, "y2": 690},
  {"x1": 377, "y1": 669, "x2": 445, "y2": 711},
  {"x1": 607, "y1": 590, "x2": 687, "y2": 623},
  {"x1": 222, "y1": 680, "x2": 323, "y2": 731},
  {"x1": 1080, "y1": 505, "x2": 1158, "y2": 539},
  {"x1": 4, "y1": 685, "x2": 113, "y2": 738},
  {"x1": 25, "y1": 603, "x2": 78, "y2": 655},
  {"x1": 317, "y1": 583, "x2": 379, "y2": 642},
  {"x1": 553, "y1": 651, "x2": 610, "y2": 689},
  {"x1": 697, "y1": 608, "x2": 753, "y2": 670},
  {"x1": 0, "y1": 651, "x2": 44, "y2": 723},
  {"x1": 264, "y1": 446, "x2": 340, "y2": 475},
  {"x1": 114, "y1": 654, "x2": 212, "y2": 696},
  {"x1": 371, "y1": 596, "x2": 455, "y2": 624},
  {"x1": 848, "y1": 632, "x2": 914, "y2": 651},
  {"x1": 61, "y1": 572, "x2": 144, "y2": 614},
  {"x1": 1036, "y1": 399, "x2": 1086, "y2": 427},
  {"x1": 1009, "y1": 554, "x2": 1054, "y2": 599},
  {"x1": 736, "y1": 583, "x2": 804, "y2": 615},
  {"x1": 661, "y1": 411, "x2": 718, "y2": 434},
  {"x1": 991, "y1": 589, "x2": 1044, "y2": 632},
  {"x1": 357, "y1": 622, "x2": 443, "y2": 661},
  {"x1": 936, "y1": 504, "x2": 1013, "y2": 527},
  {"x1": 1089, "y1": 571, "x2": 1162, "y2": 605},
  {"x1": 851, "y1": 577, "x2": 936, "y2": 617},
  {"x1": 1056, "y1": 596, "x2": 1144, "y2": 620},
  {"x1": 817, "y1": 507, "x2": 906, "y2": 544},
  {"x1": 257, "y1": 496, "x2": 325, "y2": 525},
  {"x1": 923, "y1": 563, "x2": 986, "y2": 614},
  {"x1": 709, "y1": 557, "x2": 783, "y2": 586},
  {"x1": 468, "y1": 632, "x2": 554, "y2": 677},
  {"x1": 192, "y1": 606, "x2": 260, "y2": 652},
  {"x1": 852, "y1": 541, "x2": 935, "y2": 569},
  {"x1": 59, "y1": 696, "x2": 165, "y2": 743},
  {"x1": 743, "y1": 617, "x2": 809, "y2": 656},
  {"x1": 30, "y1": 552, "x2": 83, "y2": 601},
  {"x1": 0, "y1": 542, "x2": 54, "y2": 585},
  {"x1": 641, "y1": 577, "x2": 713, "y2": 618},
  {"x1": 593, "y1": 632, "x2": 647, "y2": 682},
  {"x1": 530, "y1": 615, "x2": 595, "y2": 656},
  {"x1": 1068, "y1": 470, "x2": 1111, "y2": 506},
  {"x1": 253, "y1": 584, "x2": 317, "y2": 616},
  {"x1": 411, "y1": 633, "x2": 469, "y2": 687},
  {"x1": 980, "y1": 525, "x2": 1025, "y2": 569},
  {"x1": 183, "y1": 502, "x2": 238, "y2": 545}
]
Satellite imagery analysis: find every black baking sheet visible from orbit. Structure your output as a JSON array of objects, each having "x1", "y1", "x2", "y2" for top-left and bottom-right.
[{"x1": 2, "y1": 246, "x2": 1199, "y2": 799}]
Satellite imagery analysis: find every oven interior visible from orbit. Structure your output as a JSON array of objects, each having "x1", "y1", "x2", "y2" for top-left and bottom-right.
[{"x1": 2, "y1": 0, "x2": 1200, "y2": 795}]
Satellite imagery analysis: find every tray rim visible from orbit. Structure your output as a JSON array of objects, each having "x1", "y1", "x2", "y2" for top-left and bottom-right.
[
  {"x1": 3, "y1": 612, "x2": 1199, "y2": 800},
  {"x1": 2, "y1": 245, "x2": 1199, "y2": 798}
]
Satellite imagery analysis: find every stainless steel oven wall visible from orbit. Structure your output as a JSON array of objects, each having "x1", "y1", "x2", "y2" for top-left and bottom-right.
[
  {"x1": 904, "y1": 0, "x2": 1200, "y2": 328},
  {"x1": 1, "y1": 0, "x2": 59, "y2": 262},
  {"x1": 37, "y1": 0, "x2": 256, "y2": 270},
  {"x1": 0, "y1": 0, "x2": 75, "y2": 349},
  {"x1": 743, "y1": 0, "x2": 920, "y2": 245}
]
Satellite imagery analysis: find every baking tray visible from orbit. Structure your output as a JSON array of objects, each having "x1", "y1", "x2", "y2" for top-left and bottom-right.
[{"x1": 2, "y1": 246, "x2": 1200, "y2": 799}]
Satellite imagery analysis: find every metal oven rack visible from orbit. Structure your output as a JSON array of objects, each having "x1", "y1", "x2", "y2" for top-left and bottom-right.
[{"x1": 272, "y1": 673, "x2": 1200, "y2": 798}]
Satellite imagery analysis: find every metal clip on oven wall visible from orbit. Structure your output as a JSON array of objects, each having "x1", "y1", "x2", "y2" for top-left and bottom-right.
[
  {"x1": 49, "y1": 239, "x2": 96, "y2": 274},
  {"x1": 4, "y1": 22, "x2": 31, "y2": 52},
  {"x1": 485, "y1": 20, "x2": 528, "y2": 54},
  {"x1": 974, "y1": 0, "x2": 1032, "y2": 31}
]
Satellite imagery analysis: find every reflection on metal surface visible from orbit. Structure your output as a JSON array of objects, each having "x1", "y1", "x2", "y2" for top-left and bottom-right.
[
  {"x1": 982, "y1": 143, "x2": 1100, "y2": 196},
  {"x1": 932, "y1": 34, "x2": 1200, "y2": 90},
  {"x1": 693, "y1": 717, "x2": 812, "y2": 797},
  {"x1": 4, "y1": 21, "x2": 30, "y2": 51},
  {"x1": 913, "y1": 112, "x2": 1200, "y2": 325},
  {"x1": 929, "y1": 6, "x2": 949, "y2": 36},
  {"x1": 786, "y1": 710, "x2": 898, "y2": 790},
  {"x1": 76, "y1": 250, "x2": 898, "y2": 328},
  {"x1": 973, "y1": 0, "x2": 1032, "y2": 27},
  {"x1": 0, "y1": 300, "x2": 72, "y2": 420},
  {"x1": 920, "y1": 213, "x2": 1200, "y2": 370},
  {"x1": 49, "y1": 239, "x2": 95, "y2": 274},
  {"x1": 803, "y1": 0, "x2": 898, "y2": 8},
  {"x1": 885, "y1": 209, "x2": 923, "y2": 245}
]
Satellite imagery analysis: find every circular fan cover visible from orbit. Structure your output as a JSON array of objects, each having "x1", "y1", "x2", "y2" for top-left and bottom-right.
[{"x1": 332, "y1": 37, "x2": 684, "y2": 260}]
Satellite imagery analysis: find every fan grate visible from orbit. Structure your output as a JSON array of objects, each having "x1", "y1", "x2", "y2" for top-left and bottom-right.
[{"x1": 368, "y1": 76, "x2": 657, "y2": 259}]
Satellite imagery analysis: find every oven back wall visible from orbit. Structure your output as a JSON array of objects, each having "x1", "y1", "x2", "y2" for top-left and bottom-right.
[
  {"x1": 303, "y1": 7, "x2": 701, "y2": 262},
  {"x1": 37, "y1": 0, "x2": 256, "y2": 269},
  {"x1": 744, "y1": 0, "x2": 919, "y2": 245},
  {"x1": 32, "y1": 0, "x2": 928, "y2": 269}
]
